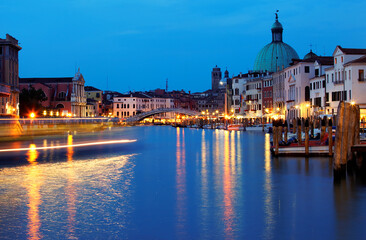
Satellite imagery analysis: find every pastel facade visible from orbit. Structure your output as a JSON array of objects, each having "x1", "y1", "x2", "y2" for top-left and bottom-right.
[
  {"x1": 325, "y1": 46, "x2": 366, "y2": 115},
  {"x1": 113, "y1": 92, "x2": 174, "y2": 119}
]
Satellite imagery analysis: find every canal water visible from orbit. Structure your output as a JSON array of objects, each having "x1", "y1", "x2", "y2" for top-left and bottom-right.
[{"x1": 1, "y1": 126, "x2": 366, "y2": 239}]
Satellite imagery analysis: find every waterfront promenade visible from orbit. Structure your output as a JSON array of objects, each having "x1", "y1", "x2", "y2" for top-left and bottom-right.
[{"x1": 1, "y1": 126, "x2": 366, "y2": 239}]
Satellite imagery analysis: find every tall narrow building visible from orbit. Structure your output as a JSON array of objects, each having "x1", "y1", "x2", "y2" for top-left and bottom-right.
[
  {"x1": 211, "y1": 65, "x2": 222, "y2": 91},
  {"x1": 0, "y1": 34, "x2": 21, "y2": 116}
]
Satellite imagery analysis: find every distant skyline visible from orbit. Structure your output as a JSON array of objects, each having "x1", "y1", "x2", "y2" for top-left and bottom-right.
[{"x1": 1, "y1": 0, "x2": 366, "y2": 92}]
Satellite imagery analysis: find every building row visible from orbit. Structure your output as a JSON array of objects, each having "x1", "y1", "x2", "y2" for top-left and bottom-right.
[{"x1": 216, "y1": 13, "x2": 366, "y2": 120}]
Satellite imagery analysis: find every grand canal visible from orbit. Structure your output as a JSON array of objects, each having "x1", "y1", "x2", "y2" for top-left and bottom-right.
[{"x1": 1, "y1": 126, "x2": 366, "y2": 239}]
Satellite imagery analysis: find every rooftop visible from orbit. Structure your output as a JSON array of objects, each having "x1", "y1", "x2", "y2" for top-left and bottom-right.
[{"x1": 20, "y1": 77, "x2": 73, "y2": 84}]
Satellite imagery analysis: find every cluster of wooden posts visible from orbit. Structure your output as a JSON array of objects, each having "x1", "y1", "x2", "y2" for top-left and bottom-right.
[
  {"x1": 333, "y1": 102, "x2": 361, "y2": 177},
  {"x1": 272, "y1": 116, "x2": 334, "y2": 157}
]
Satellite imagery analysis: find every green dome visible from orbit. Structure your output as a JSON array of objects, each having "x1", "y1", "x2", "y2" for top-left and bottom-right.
[
  {"x1": 253, "y1": 42, "x2": 299, "y2": 72},
  {"x1": 304, "y1": 50, "x2": 317, "y2": 59}
]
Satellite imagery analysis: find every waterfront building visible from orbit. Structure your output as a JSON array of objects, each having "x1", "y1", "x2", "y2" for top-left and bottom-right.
[
  {"x1": 102, "y1": 90, "x2": 121, "y2": 116},
  {"x1": 262, "y1": 77, "x2": 273, "y2": 116},
  {"x1": 253, "y1": 12, "x2": 299, "y2": 73},
  {"x1": 85, "y1": 86, "x2": 103, "y2": 116},
  {"x1": 309, "y1": 56, "x2": 334, "y2": 117},
  {"x1": 283, "y1": 55, "x2": 325, "y2": 119},
  {"x1": 169, "y1": 90, "x2": 197, "y2": 110},
  {"x1": 113, "y1": 92, "x2": 174, "y2": 119},
  {"x1": 272, "y1": 70, "x2": 286, "y2": 116},
  {"x1": 0, "y1": 34, "x2": 21, "y2": 117},
  {"x1": 324, "y1": 46, "x2": 366, "y2": 115},
  {"x1": 85, "y1": 98, "x2": 98, "y2": 117},
  {"x1": 19, "y1": 69, "x2": 87, "y2": 117},
  {"x1": 230, "y1": 71, "x2": 271, "y2": 119},
  {"x1": 231, "y1": 73, "x2": 247, "y2": 114},
  {"x1": 242, "y1": 71, "x2": 271, "y2": 118}
]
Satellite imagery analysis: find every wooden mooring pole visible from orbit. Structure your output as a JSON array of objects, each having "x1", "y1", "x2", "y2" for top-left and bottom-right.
[
  {"x1": 328, "y1": 119, "x2": 333, "y2": 157},
  {"x1": 297, "y1": 118, "x2": 302, "y2": 145},
  {"x1": 305, "y1": 118, "x2": 310, "y2": 156},
  {"x1": 284, "y1": 120, "x2": 288, "y2": 144}
]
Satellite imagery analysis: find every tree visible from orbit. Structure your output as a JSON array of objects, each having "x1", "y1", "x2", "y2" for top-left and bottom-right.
[{"x1": 19, "y1": 86, "x2": 47, "y2": 117}]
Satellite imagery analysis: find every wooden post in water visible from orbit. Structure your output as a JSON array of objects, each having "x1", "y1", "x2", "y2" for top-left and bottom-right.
[
  {"x1": 310, "y1": 119, "x2": 314, "y2": 138},
  {"x1": 297, "y1": 118, "x2": 302, "y2": 145},
  {"x1": 278, "y1": 119, "x2": 283, "y2": 142},
  {"x1": 328, "y1": 119, "x2": 333, "y2": 157},
  {"x1": 320, "y1": 118, "x2": 326, "y2": 142},
  {"x1": 334, "y1": 102, "x2": 346, "y2": 177},
  {"x1": 340, "y1": 102, "x2": 351, "y2": 166},
  {"x1": 347, "y1": 105, "x2": 357, "y2": 162},
  {"x1": 273, "y1": 120, "x2": 279, "y2": 156},
  {"x1": 305, "y1": 118, "x2": 310, "y2": 156},
  {"x1": 293, "y1": 118, "x2": 296, "y2": 134},
  {"x1": 284, "y1": 120, "x2": 288, "y2": 144}
]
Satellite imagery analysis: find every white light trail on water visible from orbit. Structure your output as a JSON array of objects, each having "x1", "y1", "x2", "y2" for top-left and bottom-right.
[{"x1": 0, "y1": 139, "x2": 137, "y2": 153}]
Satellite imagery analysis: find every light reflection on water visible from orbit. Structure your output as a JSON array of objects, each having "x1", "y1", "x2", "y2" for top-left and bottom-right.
[
  {"x1": 0, "y1": 136, "x2": 135, "y2": 240},
  {"x1": 25, "y1": 144, "x2": 42, "y2": 240},
  {"x1": 1, "y1": 126, "x2": 366, "y2": 239},
  {"x1": 176, "y1": 127, "x2": 187, "y2": 236}
]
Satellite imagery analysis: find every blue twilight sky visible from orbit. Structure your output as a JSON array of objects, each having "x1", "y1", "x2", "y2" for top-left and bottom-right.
[{"x1": 1, "y1": 0, "x2": 366, "y2": 93}]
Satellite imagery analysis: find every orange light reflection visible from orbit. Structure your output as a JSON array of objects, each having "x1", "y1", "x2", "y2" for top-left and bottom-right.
[
  {"x1": 176, "y1": 128, "x2": 187, "y2": 233},
  {"x1": 223, "y1": 131, "x2": 234, "y2": 238},
  {"x1": 25, "y1": 144, "x2": 42, "y2": 240},
  {"x1": 0, "y1": 139, "x2": 136, "y2": 153}
]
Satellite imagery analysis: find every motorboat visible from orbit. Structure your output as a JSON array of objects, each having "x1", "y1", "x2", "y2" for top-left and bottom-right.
[{"x1": 226, "y1": 124, "x2": 245, "y2": 131}]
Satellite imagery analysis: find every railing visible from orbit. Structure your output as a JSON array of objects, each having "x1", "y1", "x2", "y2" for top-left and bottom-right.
[{"x1": 333, "y1": 80, "x2": 344, "y2": 84}]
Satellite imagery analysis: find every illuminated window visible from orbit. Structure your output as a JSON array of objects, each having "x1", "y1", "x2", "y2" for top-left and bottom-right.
[{"x1": 335, "y1": 58, "x2": 337, "y2": 64}]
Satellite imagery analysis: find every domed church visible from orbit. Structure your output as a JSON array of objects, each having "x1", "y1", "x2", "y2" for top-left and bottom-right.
[{"x1": 253, "y1": 12, "x2": 299, "y2": 72}]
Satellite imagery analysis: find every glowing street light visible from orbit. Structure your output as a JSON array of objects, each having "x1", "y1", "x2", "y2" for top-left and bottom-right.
[
  {"x1": 351, "y1": 101, "x2": 356, "y2": 105},
  {"x1": 30, "y1": 112, "x2": 36, "y2": 119}
]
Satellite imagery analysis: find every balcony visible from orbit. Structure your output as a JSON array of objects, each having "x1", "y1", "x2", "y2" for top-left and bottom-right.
[
  {"x1": 333, "y1": 80, "x2": 344, "y2": 85},
  {"x1": 0, "y1": 83, "x2": 11, "y2": 97}
]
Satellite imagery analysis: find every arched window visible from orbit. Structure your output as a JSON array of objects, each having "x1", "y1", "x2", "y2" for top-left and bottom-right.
[
  {"x1": 56, "y1": 104, "x2": 64, "y2": 109},
  {"x1": 235, "y1": 88, "x2": 239, "y2": 95},
  {"x1": 235, "y1": 99, "x2": 240, "y2": 105}
]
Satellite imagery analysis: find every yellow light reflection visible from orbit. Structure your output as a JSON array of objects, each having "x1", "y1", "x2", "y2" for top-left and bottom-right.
[
  {"x1": 200, "y1": 130, "x2": 209, "y2": 234},
  {"x1": 66, "y1": 134, "x2": 76, "y2": 238},
  {"x1": 223, "y1": 131, "x2": 234, "y2": 239},
  {"x1": 263, "y1": 133, "x2": 275, "y2": 239},
  {"x1": 27, "y1": 144, "x2": 39, "y2": 165},
  {"x1": 176, "y1": 128, "x2": 186, "y2": 232},
  {"x1": 67, "y1": 135, "x2": 74, "y2": 162},
  {"x1": 25, "y1": 144, "x2": 42, "y2": 240}
]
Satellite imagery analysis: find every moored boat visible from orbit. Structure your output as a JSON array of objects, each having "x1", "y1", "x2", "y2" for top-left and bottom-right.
[{"x1": 226, "y1": 124, "x2": 244, "y2": 131}]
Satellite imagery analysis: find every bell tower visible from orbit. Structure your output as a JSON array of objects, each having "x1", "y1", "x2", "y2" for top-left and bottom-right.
[{"x1": 211, "y1": 65, "x2": 222, "y2": 91}]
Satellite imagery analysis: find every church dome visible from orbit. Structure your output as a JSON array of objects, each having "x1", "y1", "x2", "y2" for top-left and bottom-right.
[
  {"x1": 253, "y1": 13, "x2": 299, "y2": 72},
  {"x1": 303, "y1": 50, "x2": 317, "y2": 59}
]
